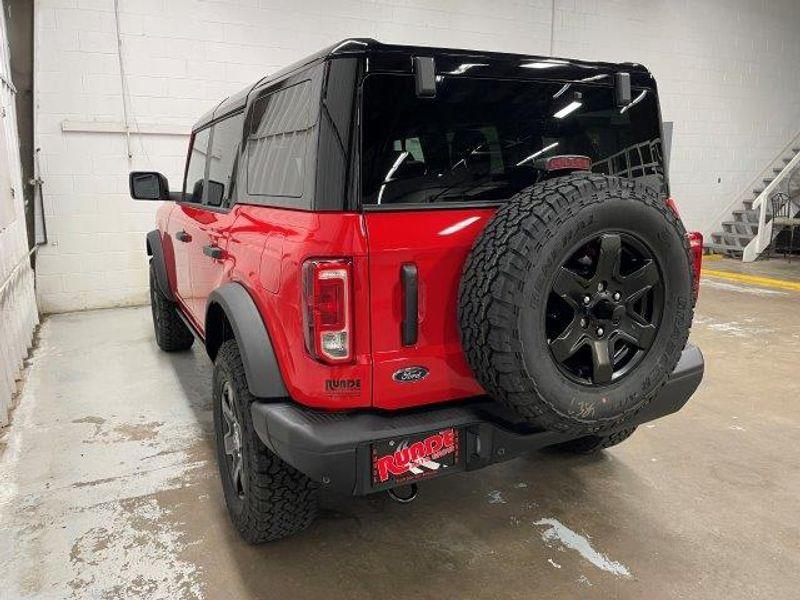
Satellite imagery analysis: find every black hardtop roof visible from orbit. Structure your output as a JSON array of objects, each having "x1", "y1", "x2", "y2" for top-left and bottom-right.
[{"x1": 192, "y1": 38, "x2": 654, "y2": 132}]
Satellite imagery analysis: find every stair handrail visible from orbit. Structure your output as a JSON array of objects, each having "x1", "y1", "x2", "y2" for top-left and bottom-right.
[
  {"x1": 742, "y1": 152, "x2": 800, "y2": 262},
  {"x1": 704, "y1": 127, "x2": 800, "y2": 237}
]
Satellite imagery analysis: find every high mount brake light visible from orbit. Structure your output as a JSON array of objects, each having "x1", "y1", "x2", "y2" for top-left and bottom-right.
[
  {"x1": 687, "y1": 231, "x2": 703, "y2": 302},
  {"x1": 302, "y1": 259, "x2": 354, "y2": 364},
  {"x1": 545, "y1": 155, "x2": 591, "y2": 171}
]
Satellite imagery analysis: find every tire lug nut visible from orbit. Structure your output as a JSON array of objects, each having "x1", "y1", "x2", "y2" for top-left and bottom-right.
[
  {"x1": 613, "y1": 292, "x2": 621, "y2": 301},
  {"x1": 597, "y1": 327, "x2": 604, "y2": 336},
  {"x1": 583, "y1": 295, "x2": 591, "y2": 304},
  {"x1": 580, "y1": 318, "x2": 587, "y2": 327},
  {"x1": 597, "y1": 282, "x2": 604, "y2": 292}
]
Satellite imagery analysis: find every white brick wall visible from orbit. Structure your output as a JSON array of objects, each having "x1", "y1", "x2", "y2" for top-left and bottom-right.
[{"x1": 34, "y1": 0, "x2": 800, "y2": 313}]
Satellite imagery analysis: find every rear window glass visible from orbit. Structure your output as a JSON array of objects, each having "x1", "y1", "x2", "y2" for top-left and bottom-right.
[
  {"x1": 361, "y1": 75, "x2": 665, "y2": 206},
  {"x1": 247, "y1": 81, "x2": 312, "y2": 198}
]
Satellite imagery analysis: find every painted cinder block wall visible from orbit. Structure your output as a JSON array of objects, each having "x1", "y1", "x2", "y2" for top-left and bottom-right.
[{"x1": 33, "y1": 0, "x2": 800, "y2": 313}]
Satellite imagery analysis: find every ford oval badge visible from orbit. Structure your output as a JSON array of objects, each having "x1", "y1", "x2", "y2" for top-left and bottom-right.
[{"x1": 392, "y1": 366, "x2": 429, "y2": 383}]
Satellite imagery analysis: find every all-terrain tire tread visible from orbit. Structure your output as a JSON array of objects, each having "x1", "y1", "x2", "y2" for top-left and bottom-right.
[
  {"x1": 149, "y1": 261, "x2": 194, "y2": 352},
  {"x1": 458, "y1": 173, "x2": 694, "y2": 435},
  {"x1": 214, "y1": 339, "x2": 318, "y2": 544}
]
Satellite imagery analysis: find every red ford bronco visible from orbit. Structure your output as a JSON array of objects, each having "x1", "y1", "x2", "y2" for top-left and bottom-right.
[{"x1": 130, "y1": 39, "x2": 704, "y2": 543}]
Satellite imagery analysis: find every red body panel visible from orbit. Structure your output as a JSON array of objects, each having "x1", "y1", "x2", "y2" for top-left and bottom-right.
[
  {"x1": 160, "y1": 202, "x2": 373, "y2": 410},
  {"x1": 227, "y1": 206, "x2": 372, "y2": 409},
  {"x1": 157, "y1": 201, "x2": 497, "y2": 411},
  {"x1": 167, "y1": 204, "x2": 239, "y2": 326},
  {"x1": 166, "y1": 207, "x2": 193, "y2": 308},
  {"x1": 363, "y1": 209, "x2": 494, "y2": 409}
]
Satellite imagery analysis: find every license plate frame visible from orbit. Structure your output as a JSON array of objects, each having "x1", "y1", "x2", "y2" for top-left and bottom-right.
[{"x1": 370, "y1": 427, "x2": 462, "y2": 490}]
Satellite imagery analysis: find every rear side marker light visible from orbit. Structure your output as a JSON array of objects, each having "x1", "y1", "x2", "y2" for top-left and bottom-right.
[{"x1": 302, "y1": 259, "x2": 353, "y2": 364}]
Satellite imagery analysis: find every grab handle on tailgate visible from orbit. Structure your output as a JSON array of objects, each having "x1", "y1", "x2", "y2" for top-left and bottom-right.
[{"x1": 401, "y1": 263, "x2": 418, "y2": 346}]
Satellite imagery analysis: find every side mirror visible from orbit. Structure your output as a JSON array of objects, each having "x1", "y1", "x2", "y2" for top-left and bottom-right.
[{"x1": 129, "y1": 171, "x2": 170, "y2": 201}]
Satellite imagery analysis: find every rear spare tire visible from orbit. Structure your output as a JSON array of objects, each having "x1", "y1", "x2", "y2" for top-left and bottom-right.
[{"x1": 459, "y1": 173, "x2": 693, "y2": 435}]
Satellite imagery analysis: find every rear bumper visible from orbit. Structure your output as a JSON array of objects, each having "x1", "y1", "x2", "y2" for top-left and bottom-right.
[{"x1": 252, "y1": 344, "x2": 704, "y2": 495}]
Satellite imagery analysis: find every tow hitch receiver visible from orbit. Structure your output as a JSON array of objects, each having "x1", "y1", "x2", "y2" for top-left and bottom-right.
[{"x1": 387, "y1": 484, "x2": 418, "y2": 504}]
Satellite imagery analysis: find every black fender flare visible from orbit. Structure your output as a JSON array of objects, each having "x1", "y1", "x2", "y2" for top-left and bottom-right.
[
  {"x1": 206, "y1": 283, "x2": 289, "y2": 399},
  {"x1": 146, "y1": 230, "x2": 175, "y2": 302}
]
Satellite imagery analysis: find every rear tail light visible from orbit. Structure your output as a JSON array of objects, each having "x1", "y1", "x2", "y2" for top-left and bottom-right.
[
  {"x1": 665, "y1": 197, "x2": 681, "y2": 219},
  {"x1": 302, "y1": 259, "x2": 353, "y2": 364},
  {"x1": 687, "y1": 231, "x2": 703, "y2": 301},
  {"x1": 665, "y1": 198, "x2": 702, "y2": 301}
]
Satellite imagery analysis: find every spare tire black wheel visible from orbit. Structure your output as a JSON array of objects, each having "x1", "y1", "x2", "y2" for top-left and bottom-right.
[{"x1": 459, "y1": 173, "x2": 693, "y2": 435}]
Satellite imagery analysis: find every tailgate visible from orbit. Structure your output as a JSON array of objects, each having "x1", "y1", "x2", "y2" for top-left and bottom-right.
[{"x1": 364, "y1": 208, "x2": 494, "y2": 409}]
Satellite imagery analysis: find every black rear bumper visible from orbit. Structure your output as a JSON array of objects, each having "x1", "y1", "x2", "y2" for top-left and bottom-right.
[{"x1": 252, "y1": 344, "x2": 704, "y2": 495}]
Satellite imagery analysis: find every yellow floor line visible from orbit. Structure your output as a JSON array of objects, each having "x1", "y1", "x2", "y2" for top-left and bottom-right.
[
  {"x1": 702, "y1": 268, "x2": 800, "y2": 292},
  {"x1": 703, "y1": 254, "x2": 724, "y2": 262}
]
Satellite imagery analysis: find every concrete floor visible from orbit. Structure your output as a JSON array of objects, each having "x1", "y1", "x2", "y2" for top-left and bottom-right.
[{"x1": 1, "y1": 259, "x2": 800, "y2": 599}]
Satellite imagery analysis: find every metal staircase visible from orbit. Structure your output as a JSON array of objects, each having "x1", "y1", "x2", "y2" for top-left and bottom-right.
[{"x1": 707, "y1": 140, "x2": 800, "y2": 258}]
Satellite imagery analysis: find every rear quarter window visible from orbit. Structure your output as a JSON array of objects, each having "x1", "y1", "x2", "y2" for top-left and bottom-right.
[{"x1": 247, "y1": 81, "x2": 313, "y2": 198}]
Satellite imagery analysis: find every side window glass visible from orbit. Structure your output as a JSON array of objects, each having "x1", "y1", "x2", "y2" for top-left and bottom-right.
[
  {"x1": 247, "y1": 81, "x2": 312, "y2": 198},
  {"x1": 207, "y1": 112, "x2": 244, "y2": 208},
  {"x1": 185, "y1": 127, "x2": 210, "y2": 203}
]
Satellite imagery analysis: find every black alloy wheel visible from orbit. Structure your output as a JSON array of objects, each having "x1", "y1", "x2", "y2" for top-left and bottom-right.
[
  {"x1": 220, "y1": 380, "x2": 246, "y2": 499},
  {"x1": 545, "y1": 232, "x2": 664, "y2": 386}
]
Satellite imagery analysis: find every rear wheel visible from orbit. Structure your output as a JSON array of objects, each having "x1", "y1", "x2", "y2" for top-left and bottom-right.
[
  {"x1": 149, "y1": 261, "x2": 193, "y2": 352},
  {"x1": 213, "y1": 339, "x2": 318, "y2": 544}
]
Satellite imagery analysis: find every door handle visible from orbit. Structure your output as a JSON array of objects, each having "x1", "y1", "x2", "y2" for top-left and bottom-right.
[
  {"x1": 203, "y1": 244, "x2": 225, "y2": 260},
  {"x1": 175, "y1": 230, "x2": 191, "y2": 243},
  {"x1": 401, "y1": 263, "x2": 418, "y2": 346}
]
